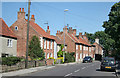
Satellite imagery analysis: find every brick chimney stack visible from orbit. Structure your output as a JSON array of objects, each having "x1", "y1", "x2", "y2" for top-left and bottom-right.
[
  {"x1": 73, "y1": 29, "x2": 76, "y2": 36},
  {"x1": 79, "y1": 32, "x2": 82, "y2": 38},
  {"x1": 63, "y1": 26, "x2": 68, "y2": 33},
  {"x1": 17, "y1": 8, "x2": 25, "y2": 19},
  {"x1": 68, "y1": 27, "x2": 73, "y2": 34},
  {"x1": 31, "y1": 15, "x2": 35, "y2": 22},
  {"x1": 46, "y1": 26, "x2": 50, "y2": 34}
]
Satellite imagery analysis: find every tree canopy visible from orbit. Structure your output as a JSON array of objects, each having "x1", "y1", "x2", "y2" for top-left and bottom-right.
[
  {"x1": 86, "y1": 31, "x2": 115, "y2": 56},
  {"x1": 102, "y1": 2, "x2": 120, "y2": 59},
  {"x1": 28, "y1": 36, "x2": 45, "y2": 60}
]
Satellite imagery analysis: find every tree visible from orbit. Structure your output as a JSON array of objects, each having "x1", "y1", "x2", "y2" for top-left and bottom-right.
[
  {"x1": 57, "y1": 44, "x2": 64, "y2": 57},
  {"x1": 28, "y1": 36, "x2": 45, "y2": 60},
  {"x1": 102, "y1": 2, "x2": 120, "y2": 59},
  {"x1": 86, "y1": 31, "x2": 115, "y2": 56}
]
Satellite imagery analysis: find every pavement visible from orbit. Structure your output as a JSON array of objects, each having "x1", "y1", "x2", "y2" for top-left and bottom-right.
[
  {"x1": 1, "y1": 61, "x2": 79, "y2": 77},
  {"x1": 116, "y1": 62, "x2": 120, "y2": 78}
]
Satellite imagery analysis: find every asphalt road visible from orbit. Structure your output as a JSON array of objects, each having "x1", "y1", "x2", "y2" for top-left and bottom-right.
[
  {"x1": 3, "y1": 61, "x2": 117, "y2": 78},
  {"x1": 21, "y1": 61, "x2": 116, "y2": 77}
]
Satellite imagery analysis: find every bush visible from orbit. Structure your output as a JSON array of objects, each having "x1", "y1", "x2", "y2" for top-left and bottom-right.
[
  {"x1": 2, "y1": 56, "x2": 22, "y2": 66},
  {"x1": 65, "y1": 52, "x2": 75, "y2": 63}
]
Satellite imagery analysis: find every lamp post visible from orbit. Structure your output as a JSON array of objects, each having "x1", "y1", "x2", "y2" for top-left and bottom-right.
[{"x1": 63, "y1": 9, "x2": 68, "y2": 62}]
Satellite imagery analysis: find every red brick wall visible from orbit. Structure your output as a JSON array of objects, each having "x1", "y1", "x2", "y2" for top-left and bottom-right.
[{"x1": 10, "y1": 15, "x2": 54, "y2": 58}]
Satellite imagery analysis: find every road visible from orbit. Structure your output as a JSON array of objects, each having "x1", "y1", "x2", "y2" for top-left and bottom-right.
[
  {"x1": 17, "y1": 61, "x2": 117, "y2": 78},
  {"x1": 2, "y1": 61, "x2": 117, "y2": 78}
]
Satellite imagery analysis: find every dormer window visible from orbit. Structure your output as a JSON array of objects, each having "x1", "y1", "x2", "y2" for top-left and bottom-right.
[{"x1": 15, "y1": 26, "x2": 18, "y2": 30}]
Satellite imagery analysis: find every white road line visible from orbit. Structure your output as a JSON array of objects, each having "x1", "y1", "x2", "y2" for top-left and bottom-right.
[
  {"x1": 64, "y1": 73, "x2": 72, "y2": 77},
  {"x1": 74, "y1": 69, "x2": 80, "y2": 72},
  {"x1": 82, "y1": 67, "x2": 86, "y2": 69}
]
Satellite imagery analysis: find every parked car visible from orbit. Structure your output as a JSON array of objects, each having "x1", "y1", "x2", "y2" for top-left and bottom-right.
[
  {"x1": 83, "y1": 56, "x2": 92, "y2": 63},
  {"x1": 100, "y1": 57, "x2": 117, "y2": 71}
]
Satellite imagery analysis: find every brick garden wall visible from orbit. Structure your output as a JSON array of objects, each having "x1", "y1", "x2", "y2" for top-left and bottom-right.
[{"x1": 1, "y1": 59, "x2": 54, "y2": 73}]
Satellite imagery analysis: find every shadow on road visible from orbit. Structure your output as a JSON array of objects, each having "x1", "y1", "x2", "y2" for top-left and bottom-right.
[{"x1": 96, "y1": 68, "x2": 115, "y2": 72}]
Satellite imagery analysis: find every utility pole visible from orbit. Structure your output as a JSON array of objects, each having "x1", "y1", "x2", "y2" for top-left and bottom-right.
[
  {"x1": 25, "y1": 0, "x2": 31, "y2": 68},
  {"x1": 63, "y1": 9, "x2": 68, "y2": 62}
]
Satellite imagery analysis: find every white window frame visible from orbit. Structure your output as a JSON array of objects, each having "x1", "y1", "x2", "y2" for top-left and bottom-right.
[
  {"x1": 15, "y1": 26, "x2": 18, "y2": 30},
  {"x1": 89, "y1": 47, "x2": 91, "y2": 52},
  {"x1": 47, "y1": 40, "x2": 49, "y2": 49},
  {"x1": 80, "y1": 45, "x2": 82, "y2": 50},
  {"x1": 7, "y1": 39, "x2": 12, "y2": 47},
  {"x1": 47, "y1": 53, "x2": 49, "y2": 59},
  {"x1": 76, "y1": 44, "x2": 78, "y2": 50},
  {"x1": 40, "y1": 37, "x2": 43, "y2": 49},
  {"x1": 50, "y1": 40, "x2": 52, "y2": 49},
  {"x1": 83, "y1": 46, "x2": 85, "y2": 50},
  {"x1": 44, "y1": 39, "x2": 46, "y2": 49}
]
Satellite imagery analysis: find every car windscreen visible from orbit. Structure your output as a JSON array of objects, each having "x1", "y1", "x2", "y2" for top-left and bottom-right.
[
  {"x1": 84, "y1": 57, "x2": 90, "y2": 60},
  {"x1": 102, "y1": 58, "x2": 115, "y2": 64}
]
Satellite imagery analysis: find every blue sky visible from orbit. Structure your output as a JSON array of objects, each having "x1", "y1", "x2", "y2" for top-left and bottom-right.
[{"x1": 2, "y1": 2, "x2": 116, "y2": 35}]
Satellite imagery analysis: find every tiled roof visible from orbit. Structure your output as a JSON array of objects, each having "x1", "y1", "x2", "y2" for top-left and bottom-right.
[
  {"x1": 78, "y1": 36, "x2": 91, "y2": 46},
  {"x1": 0, "y1": 18, "x2": 17, "y2": 38},
  {"x1": 51, "y1": 35, "x2": 64, "y2": 45},
  {"x1": 67, "y1": 33, "x2": 91, "y2": 46},
  {"x1": 26, "y1": 19, "x2": 54, "y2": 40}
]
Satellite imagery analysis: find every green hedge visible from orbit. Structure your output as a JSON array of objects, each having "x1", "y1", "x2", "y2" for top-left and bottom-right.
[
  {"x1": 65, "y1": 52, "x2": 75, "y2": 63},
  {"x1": 2, "y1": 57, "x2": 22, "y2": 66}
]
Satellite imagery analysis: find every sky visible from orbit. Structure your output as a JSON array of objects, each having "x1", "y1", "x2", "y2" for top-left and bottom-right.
[{"x1": 2, "y1": 1, "x2": 117, "y2": 35}]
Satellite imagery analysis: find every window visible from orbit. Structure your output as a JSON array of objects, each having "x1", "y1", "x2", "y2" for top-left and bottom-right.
[
  {"x1": 83, "y1": 46, "x2": 85, "y2": 50},
  {"x1": 80, "y1": 53, "x2": 82, "y2": 59},
  {"x1": 50, "y1": 53, "x2": 52, "y2": 57},
  {"x1": 15, "y1": 26, "x2": 18, "y2": 30},
  {"x1": 80, "y1": 45, "x2": 82, "y2": 50},
  {"x1": 76, "y1": 45, "x2": 78, "y2": 50},
  {"x1": 40, "y1": 37, "x2": 43, "y2": 49},
  {"x1": 89, "y1": 47, "x2": 91, "y2": 52},
  {"x1": 7, "y1": 39, "x2": 12, "y2": 47},
  {"x1": 50, "y1": 40, "x2": 52, "y2": 49},
  {"x1": 47, "y1": 40, "x2": 49, "y2": 49},
  {"x1": 86, "y1": 47, "x2": 88, "y2": 51},
  {"x1": 44, "y1": 39, "x2": 46, "y2": 49},
  {"x1": 47, "y1": 53, "x2": 49, "y2": 59}
]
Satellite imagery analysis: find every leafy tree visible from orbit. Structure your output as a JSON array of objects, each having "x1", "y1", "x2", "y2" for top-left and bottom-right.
[
  {"x1": 28, "y1": 36, "x2": 45, "y2": 60},
  {"x1": 86, "y1": 31, "x2": 115, "y2": 56},
  {"x1": 102, "y1": 2, "x2": 120, "y2": 59},
  {"x1": 57, "y1": 44, "x2": 64, "y2": 57}
]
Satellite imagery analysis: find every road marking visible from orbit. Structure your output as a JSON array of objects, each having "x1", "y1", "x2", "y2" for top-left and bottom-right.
[
  {"x1": 82, "y1": 67, "x2": 86, "y2": 69},
  {"x1": 74, "y1": 69, "x2": 80, "y2": 72},
  {"x1": 64, "y1": 73, "x2": 72, "y2": 77}
]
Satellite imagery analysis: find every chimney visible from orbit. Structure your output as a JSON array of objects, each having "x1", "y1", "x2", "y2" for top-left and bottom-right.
[
  {"x1": 79, "y1": 32, "x2": 82, "y2": 38},
  {"x1": 82, "y1": 32, "x2": 89, "y2": 42},
  {"x1": 73, "y1": 29, "x2": 76, "y2": 36},
  {"x1": 46, "y1": 26, "x2": 50, "y2": 34},
  {"x1": 31, "y1": 15, "x2": 35, "y2": 22},
  {"x1": 68, "y1": 27, "x2": 73, "y2": 34},
  {"x1": 95, "y1": 38, "x2": 99, "y2": 44},
  {"x1": 63, "y1": 26, "x2": 68, "y2": 33},
  {"x1": 17, "y1": 8, "x2": 25, "y2": 19},
  {"x1": 22, "y1": 8, "x2": 24, "y2": 12},
  {"x1": 84, "y1": 32, "x2": 87, "y2": 35}
]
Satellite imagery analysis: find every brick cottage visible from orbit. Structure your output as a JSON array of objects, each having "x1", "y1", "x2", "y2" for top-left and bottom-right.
[{"x1": 10, "y1": 8, "x2": 56, "y2": 59}]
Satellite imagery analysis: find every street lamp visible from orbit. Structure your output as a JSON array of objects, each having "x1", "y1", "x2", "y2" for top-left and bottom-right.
[{"x1": 63, "y1": 9, "x2": 68, "y2": 62}]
